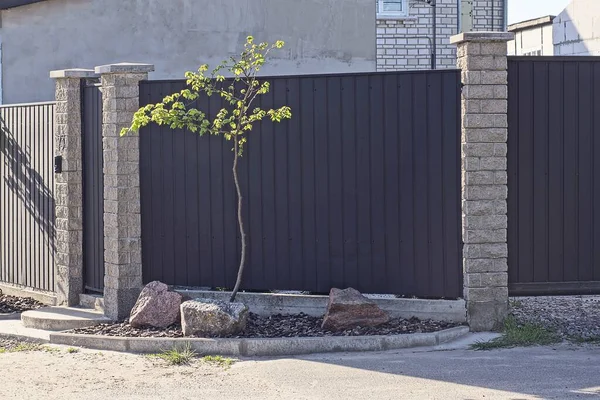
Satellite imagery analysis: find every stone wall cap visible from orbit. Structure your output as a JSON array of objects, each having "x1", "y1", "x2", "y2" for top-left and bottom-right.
[
  {"x1": 95, "y1": 63, "x2": 155, "y2": 74},
  {"x1": 50, "y1": 68, "x2": 99, "y2": 79},
  {"x1": 450, "y1": 32, "x2": 515, "y2": 44}
]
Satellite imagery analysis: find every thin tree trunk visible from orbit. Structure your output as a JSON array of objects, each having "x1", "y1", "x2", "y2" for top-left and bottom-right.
[{"x1": 230, "y1": 139, "x2": 246, "y2": 302}]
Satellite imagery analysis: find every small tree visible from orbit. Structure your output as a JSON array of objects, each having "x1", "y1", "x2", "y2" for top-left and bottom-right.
[{"x1": 121, "y1": 37, "x2": 292, "y2": 302}]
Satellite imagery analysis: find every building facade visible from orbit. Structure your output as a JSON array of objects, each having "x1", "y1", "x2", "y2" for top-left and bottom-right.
[
  {"x1": 376, "y1": 0, "x2": 506, "y2": 71},
  {"x1": 507, "y1": 0, "x2": 600, "y2": 57},
  {"x1": 1, "y1": 0, "x2": 506, "y2": 103},
  {"x1": 0, "y1": 0, "x2": 376, "y2": 103},
  {"x1": 553, "y1": 0, "x2": 600, "y2": 56},
  {"x1": 507, "y1": 16, "x2": 555, "y2": 56}
]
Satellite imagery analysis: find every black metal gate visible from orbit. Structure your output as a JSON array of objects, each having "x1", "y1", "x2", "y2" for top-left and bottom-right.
[
  {"x1": 82, "y1": 82, "x2": 104, "y2": 293},
  {"x1": 139, "y1": 70, "x2": 463, "y2": 298},
  {"x1": 508, "y1": 57, "x2": 600, "y2": 295},
  {"x1": 0, "y1": 102, "x2": 56, "y2": 292}
]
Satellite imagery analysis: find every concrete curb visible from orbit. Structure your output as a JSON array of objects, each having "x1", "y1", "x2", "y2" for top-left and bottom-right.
[
  {"x1": 0, "y1": 283, "x2": 57, "y2": 306},
  {"x1": 176, "y1": 290, "x2": 467, "y2": 323},
  {"x1": 0, "y1": 331, "x2": 50, "y2": 344},
  {"x1": 49, "y1": 326, "x2": 469, "y2": 356},
  {"x1": 0, "y1": 313, "x2": 21, "y2": 321}
]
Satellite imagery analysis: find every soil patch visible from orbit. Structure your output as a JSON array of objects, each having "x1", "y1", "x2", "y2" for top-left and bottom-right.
[
  {"x1": 0, "y1": 295, "x2": 45, "y2": 314},
  {"x1": 70, "y1": 313, "x2": 462, "y2": 338}
]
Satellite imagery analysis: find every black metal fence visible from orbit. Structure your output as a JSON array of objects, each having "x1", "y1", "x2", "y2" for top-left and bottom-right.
[
  {"x1": 508, "y1": 57, "x2": 600, "y2": 295},
  {"x1": 139, "y1": 70, "x2": 463, "y2": 298},
  {"x1": 82, "y1": 83, "x2": 104, "y2": 293},
  {"x1": 0, "y1": 102, "x2": 56, "y2": 292}
]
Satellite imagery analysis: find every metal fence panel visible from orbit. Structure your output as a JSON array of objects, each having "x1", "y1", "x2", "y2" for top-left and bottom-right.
[
  {"x1": 139, "y1": 70, "x2": 463, "y2": 298},
  {"x1": 508, "y1": 57, "x2": 600, "y2": 295},
  {"x1": 0, "y1": 102, "x2": 55, "y2": 292}
]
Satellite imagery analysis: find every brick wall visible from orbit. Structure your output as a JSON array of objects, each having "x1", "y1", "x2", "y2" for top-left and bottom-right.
[
  {"x1": 377, "y1": 0, "x2": 458, "y2": 71},
  {"x1": 472, "y1": 0, "x2": 505, "y2": 31},
  {"x1": 376, "y1": 0, "x2": 506, "y2": 71}
]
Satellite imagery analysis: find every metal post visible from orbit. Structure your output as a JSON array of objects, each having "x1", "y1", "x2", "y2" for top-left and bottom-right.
[{"x1": 432, "y1": 0, "x2": 437, "y2": 70}]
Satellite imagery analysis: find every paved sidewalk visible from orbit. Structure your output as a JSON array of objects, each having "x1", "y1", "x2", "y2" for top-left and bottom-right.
[{"x1": 0, "y1": 336, "x2": 598, "y2": 399}]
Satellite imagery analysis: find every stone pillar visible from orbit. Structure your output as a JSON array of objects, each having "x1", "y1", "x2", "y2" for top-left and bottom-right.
[
  {"x1": 95, "y1": 63, "x2": 154, "y2": 320},
  {"x1": 50, "y1": 68, "x2": 99, "y2": 306},
  {"x1": 450, "y1": 32, "x2": 514, "y2": 331}
]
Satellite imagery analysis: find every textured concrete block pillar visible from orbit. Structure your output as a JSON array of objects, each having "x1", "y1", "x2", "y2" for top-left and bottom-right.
[
  {"x1": 450, "y1": 32, "x2": 514, "y2": 331},
  {"x1": 50, "y1": 68, "x2": 99, "y2": 306},
  {"x1": 95, "y1": 63, "x2": 154, "y2": 320}
]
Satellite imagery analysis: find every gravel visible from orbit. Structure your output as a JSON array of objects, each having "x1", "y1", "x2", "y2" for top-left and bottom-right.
[
  {"x1": 510, "y1": 296, "x2": 600, "y2": 340},
  {"x1": 0, "y1": 338, "x2": 20, "y2": 351},
  {"x1": 0, "y1": 338, "x2": 40, "y2": 352},
  {"x1": 70, "y1": 313, "x2": 462, "y2": 339},
  {"x1": 0, "y1": 294, "x2": 45, "y2": 314}
]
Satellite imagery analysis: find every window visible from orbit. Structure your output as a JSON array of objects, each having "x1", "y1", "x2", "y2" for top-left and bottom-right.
[
  {"x1": 523, "y1": 50, "x2": 542, "y2": 56},
  {"x1": 377, "y1": 0, "x2": 408, "y2": 17}
]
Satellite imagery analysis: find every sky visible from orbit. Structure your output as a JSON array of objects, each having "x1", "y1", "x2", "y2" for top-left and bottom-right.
[{"x1": 508, "y1": 0, "x2": 570, "y2": 24}]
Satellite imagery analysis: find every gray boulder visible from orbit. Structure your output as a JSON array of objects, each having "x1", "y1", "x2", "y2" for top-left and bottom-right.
[
  {"x1": 129, "y1": 281, "x2": 182, "y2": 328},
  {"x1": 321, "y1": 287, "x2": 390, "y2": 332},
  {"x1": 180, "y1": 299, "x2": 248, "y2": 337}
]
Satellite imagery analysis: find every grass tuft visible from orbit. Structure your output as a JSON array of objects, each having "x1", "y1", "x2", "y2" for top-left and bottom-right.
[
  {"x1": 152, "y1": 342, "x2": 197, "y2": 365},
  {"x1": 471, "y1": 316, "x2": 560, "y2": 350},
  {"x1": 0, "y1": 341, "x2": 65, "y2": 354},
  {"x1": 67, "y1": 347, "x2": 79, "y2": 354},
  {"x1": 12, "y1": 343, "x2": 44, "y2": 352},
  {"x1": 202, "y1": 355, "x2": 235, "y2": 368},
  {"x1": 0, "y1": 342, "x2": 44, "y2": 353}
]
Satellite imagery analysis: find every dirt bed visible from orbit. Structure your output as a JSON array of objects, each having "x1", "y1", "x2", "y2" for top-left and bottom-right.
[
  {"x1": 0, "y1": 294, "x2": 45, "y2": 314},
  {"x1": 70, "y1": 313, "x2": 461, "y2": 338}
]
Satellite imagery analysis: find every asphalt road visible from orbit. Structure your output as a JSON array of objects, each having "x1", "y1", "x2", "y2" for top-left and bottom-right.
[{"x1": 1, "y1": 339, "x2": 598, "y2": 399}]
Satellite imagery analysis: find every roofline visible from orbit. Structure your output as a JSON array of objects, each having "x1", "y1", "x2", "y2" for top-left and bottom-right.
[
  {"x1": 508, "y1": 15, "x2": 555, "y2": 32},
  {"x1": 0, "y1": 0, "x2": 47, "y2": 10}
]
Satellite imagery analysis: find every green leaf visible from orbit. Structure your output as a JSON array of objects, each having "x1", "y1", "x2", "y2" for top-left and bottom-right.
[{"x1": 119, "y1": 38, "x2": 292, "y2": 293}]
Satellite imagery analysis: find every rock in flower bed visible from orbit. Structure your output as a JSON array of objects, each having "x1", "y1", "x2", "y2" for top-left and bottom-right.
[
  {"x1": 0, "y1": 294, "x2": 45, "y2": 314},
  {"x1": 70, "y1": 313, "x2": 461, "y2": 339}
]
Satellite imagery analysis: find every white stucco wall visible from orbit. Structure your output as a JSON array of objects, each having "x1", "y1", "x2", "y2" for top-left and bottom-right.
[
  {"x1": 0, "y1": 0, "x2": 376, "y2": 103},
  {"x1": 554, "y1": 0, "x2": 600, "y2": 55},
  {"x1": 508, "y1": 24, "x2": 554, "y2": 56}
]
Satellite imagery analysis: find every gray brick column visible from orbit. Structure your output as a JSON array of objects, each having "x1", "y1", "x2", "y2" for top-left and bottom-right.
[
  {"x1": 450, "y1": 32, "x2": 514, "y2": 331},
  {"x1": 50, "y1": 68, "x2": 98, "y2": 306},
  {"x1": 95, "y1": 63, "x2": 154, "y2": 320}
]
